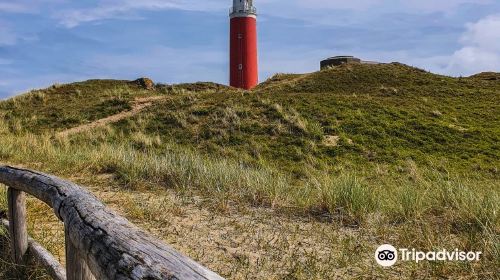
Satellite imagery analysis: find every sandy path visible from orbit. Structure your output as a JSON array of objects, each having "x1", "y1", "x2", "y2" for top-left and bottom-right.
[
  {"x1": 25, "y1": 181, "x2": 358, "y2": 279},
  {"x1": 57, "y1": 96, "x2": 166, "y2": 137}
]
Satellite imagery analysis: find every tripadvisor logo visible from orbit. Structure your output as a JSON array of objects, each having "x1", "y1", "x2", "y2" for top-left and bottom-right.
[
  {"x1": 375, "y1": 244, "x2": 482, "y2": 267},
  {"x1": 375, "y1": 244, "x2": 398, "y2": 267}
]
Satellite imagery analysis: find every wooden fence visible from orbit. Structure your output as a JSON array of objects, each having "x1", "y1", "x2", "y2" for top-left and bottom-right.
[{"x1": 0, "y1": 165, "x2": 224, "y2": 280}]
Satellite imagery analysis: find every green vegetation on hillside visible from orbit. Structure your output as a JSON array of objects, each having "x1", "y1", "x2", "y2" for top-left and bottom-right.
[
  {"x1": 0, "y1": 80, "x2": 141, "y2": 133},
  {"x1": 0, "y1": 63, "x2": 498, "y2": 279},
  {"x1": 2, "y1": 63, "x2": 498, "y2": 177}
]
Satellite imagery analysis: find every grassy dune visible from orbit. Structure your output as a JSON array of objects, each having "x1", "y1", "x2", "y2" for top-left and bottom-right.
[{"x1": 0, "y1": 63, "x2": 498, "y2": 279}]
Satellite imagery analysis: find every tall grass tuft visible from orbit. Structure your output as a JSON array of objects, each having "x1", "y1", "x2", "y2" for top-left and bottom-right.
[
  {"x1": 433, "y1": 177, "x2": 499, "y2": 232},
  {"x1": 0, "y1": 128, "x2": 498, "y2": 230},
  {"x1": 386, "y1": 182, "x2": 429, "y2": 222},
  {"x1": 325, "y1": 175, "x2": 376, "y2": 224}
]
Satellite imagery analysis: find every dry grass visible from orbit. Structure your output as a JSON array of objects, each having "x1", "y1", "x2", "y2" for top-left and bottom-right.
[
  {"x1": 0, "y1": 188, "x2": 56, "y2": 280},
  {"x1": 0, "y1": 123, "x2": 498, "y2": 279},
  {"x1": 0, "y1": 66, "x2": 498, "y2": 279}
]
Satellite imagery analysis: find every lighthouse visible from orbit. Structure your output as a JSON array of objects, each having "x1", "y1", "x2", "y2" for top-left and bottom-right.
[{"x1": 230, "y1": 0, "x2": 258, "y2": 90}]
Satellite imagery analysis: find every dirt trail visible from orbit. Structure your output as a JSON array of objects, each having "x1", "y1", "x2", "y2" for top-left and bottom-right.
[
  {"x1": 25, "y1": 178, "x2": 360, "y2": 279},
  {"x1": 57, "y1": 96, "x2": 166, "y2": 137}
]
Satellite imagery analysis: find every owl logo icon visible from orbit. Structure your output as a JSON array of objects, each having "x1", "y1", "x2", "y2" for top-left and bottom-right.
[{"x1": 375, "y1": 244, "x2": 398, "y2": 267}]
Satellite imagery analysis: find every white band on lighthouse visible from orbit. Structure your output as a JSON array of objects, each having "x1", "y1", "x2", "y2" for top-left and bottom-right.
[{"x1": 230, "y1": 0, "x2": 257, "y2": 18}]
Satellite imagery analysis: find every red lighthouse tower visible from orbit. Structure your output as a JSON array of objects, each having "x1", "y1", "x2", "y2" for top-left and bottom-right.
[{"x1": 230, "y1": 0, "x2": 258, "y2": 90}]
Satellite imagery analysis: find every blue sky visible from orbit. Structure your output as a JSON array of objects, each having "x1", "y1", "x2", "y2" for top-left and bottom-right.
[{"x1": 0, "y1": 0, "x2": 499, "y2": 98}]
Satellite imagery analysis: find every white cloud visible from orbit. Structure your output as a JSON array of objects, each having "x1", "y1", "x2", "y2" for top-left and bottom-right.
[
  {"x1": 256, "y1": 0, "x2": 497, "y2": 28},
  {"x1": 444, "y1": 14, "x2": 500, "y2": 75},
  {"x1": 294, "y1": 0, "x2": 492, "y2": 12},
  {"x1": 460, "y1": 14, "x2": 500, "y2": 51},
  {"x1": 0, "y1": 2, "x2": 31, "y2": 13},
  {"x1": 258, "y1": 13, "x2": 500, "y2": 79},
  {"x1": 55, "y1": 0, "x2": 226, "y2": 28},
  {"x1": 52, "y1": 0, "x2": 498, "y2": 29},
  {"x1": 0, "y1": 0, "x2": 65, "y2": 14},
  {"x1": 313, "y1": 14, "x2": 500, "y2": 77},
  {"x1": 294, "y1": 0, "x2": 380, "y2": 11},
  {"x1": 354, "y1": 14, "x2": 500, "y2": 76},
  {"x1": 445, "y1": 47, "x2": 499, "y2": 75},
  {"x1": 403, "y1": 0, "x2": 493, "y2": 12}
]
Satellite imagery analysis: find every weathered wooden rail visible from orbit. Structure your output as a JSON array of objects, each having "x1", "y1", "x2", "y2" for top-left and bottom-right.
[{"x1": 0, "y1": 165, "x2": 224, "y2": 280}]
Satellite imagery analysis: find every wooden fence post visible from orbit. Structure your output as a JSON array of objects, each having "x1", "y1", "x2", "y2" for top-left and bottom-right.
[
  {"x1": 65, "y1": 225, "x2": 95, "y2": 280},
  {"x1": 7, "y1": 187, "x2": 28, "y2": 265},
  {"x1": 1, "y1": 166, "x2": 224, "y2": 280}
]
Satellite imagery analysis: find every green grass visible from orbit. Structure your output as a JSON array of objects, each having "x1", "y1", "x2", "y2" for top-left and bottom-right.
[
  {"x1": 0, "y1": 127, "x2": 497, "y2": 229},
  {"x1": 111, "y1": 64, "x2": 498, "y2": 178},
  {"x1": 0, "y1": 127, "x2": 497, "y2": 278},
  {"x1": 0, "y1": 62, "x2": 498, "y2": 278},
  {"x1": 0, "y1": 80, "x2": 146, "y2": 133},
  {"x1": 2, "y1": 63, "x2": 498, "y2": 178}
]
